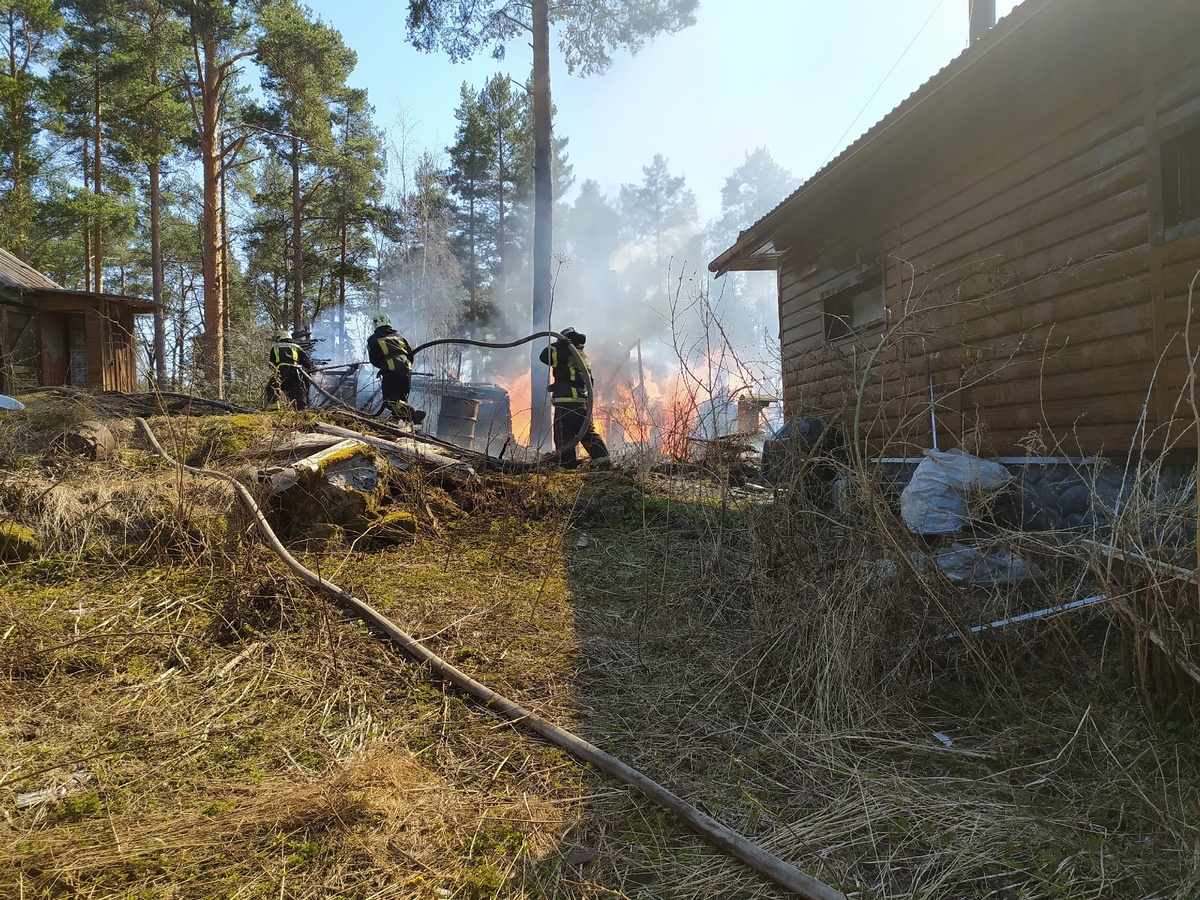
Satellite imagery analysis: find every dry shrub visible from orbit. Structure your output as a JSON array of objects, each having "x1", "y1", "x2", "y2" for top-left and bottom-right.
[
  {"x1": 0, "y1": 467, "x2": 242, "y2": 564},
  {"x1": 205, "y1": 573, "x2": 318, "y2": 644},
  {"x1": 383, "y1": 463, "x2": 470, "y2": 529},
  {"x1": 0, "y1": 393, "x2": 99, "y2": 464},
  {"x1": 737, "y1": 463, "x2": 943, "y2": 727}
]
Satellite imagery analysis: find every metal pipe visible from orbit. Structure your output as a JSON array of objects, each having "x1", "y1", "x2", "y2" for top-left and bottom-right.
[
  {"x1": 937, "y1": 594, "x2": 1110, "y2": 641},
  {"x1": 969, "y1": 0, "x2": 996, "y2": 43}
]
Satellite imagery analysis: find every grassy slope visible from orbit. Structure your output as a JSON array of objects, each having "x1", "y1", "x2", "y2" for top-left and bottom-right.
[{"x1": 1, "y1": 395, "x2": 1198, "y2": 899}]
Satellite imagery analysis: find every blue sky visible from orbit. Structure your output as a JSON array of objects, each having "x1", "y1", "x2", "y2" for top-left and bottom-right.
[{"x1": 302, "y1": 1, "x2": 1022, "y2": 224}]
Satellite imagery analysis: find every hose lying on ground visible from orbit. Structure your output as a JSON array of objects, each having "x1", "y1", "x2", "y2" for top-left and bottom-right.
[{"x1": 133, "y1": 415, "x2": 845, "y2": 900}]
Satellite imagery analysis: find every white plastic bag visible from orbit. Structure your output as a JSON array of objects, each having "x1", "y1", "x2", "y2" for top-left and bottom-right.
[
  {"x1": 935, "y1": 542, "x2": 1044, "y2": 584},
  {"x1": 900, "y1": 448, "x2": 1012, "y2": 535}
]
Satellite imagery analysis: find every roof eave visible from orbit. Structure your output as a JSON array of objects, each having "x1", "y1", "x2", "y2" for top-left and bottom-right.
[
  {"x1": 709, "y1": 235, "x2": 781, "y2": 277},
  {"x1": 36, "y1": 287, "x2": 159, "y2": 313},
  {"x1": 708, "y1": 0, "x2": 1042, "y2": 275}
]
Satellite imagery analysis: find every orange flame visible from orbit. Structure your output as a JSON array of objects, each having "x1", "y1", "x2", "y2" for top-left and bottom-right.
[
  {"x1": 487, "y1": 346, "x2": 765, "y2": 461},
  {"x1": 494, "y1": 370, "x2": 533, "y2": 445}
]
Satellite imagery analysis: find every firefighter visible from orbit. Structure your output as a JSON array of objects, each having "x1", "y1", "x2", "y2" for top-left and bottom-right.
[
  {"x1": 267, "y1": 328, "x2": 311, "y2": 410},
  {"x1": 367, "y1": 312, "x2": 425, "y2": 425},
  {"x1": 538, "y1": 326, "x2": 610, "y2": 469}
]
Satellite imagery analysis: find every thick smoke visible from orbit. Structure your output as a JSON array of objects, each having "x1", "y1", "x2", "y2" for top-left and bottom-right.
[{"x1": 302, "y1": 143, "x2": 793, "y2": 455}]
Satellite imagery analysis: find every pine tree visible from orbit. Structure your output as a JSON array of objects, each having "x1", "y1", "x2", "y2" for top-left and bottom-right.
[
  {"x1": 617, "y1": 154, "x2": 701, "y2": 340},
  {"x1": 477, "y1": 73, "x2": 527, "y2": 315},
  {"x1": 50, "y1": 0, "x2": 155, "y2": 294},
  {"x1": 112, "y1": 0, "x2": 193, "y2": 388},
  {"x1": 447, "y1": 73, "x2": 543, "y2": 336},
  {"x1": 406, "y1": 0, "x2": 698, "y2": 447},
  {"x1": 447, "y1": 82, "x2": 493, "y2": 332},
  {"x1": 324, "y1": 86, "x2": 383, "y2": 363},
  {"x1": 556, "y1": 178, "x2": 620, "y2": 330},
  {"x1": 174, "y1": 0, "x2": 255, "y2": 396},
  {"x1": 709, "y1": 147, "x2": 797, "y2": 354},
  {"x1": 254, "y1": 0, "x2": 356, "y2": 335},
  {"x1": 379, "y1": 150, "x2": 462, "y2": 344},
  {"x1": 0, "y1": 0, "x2": 62, "y2": 260}
]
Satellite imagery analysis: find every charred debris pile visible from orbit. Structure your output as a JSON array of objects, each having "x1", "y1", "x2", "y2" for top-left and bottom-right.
[{"x1": 1, "y1": 390, "x2": 1198, "y2": 899}]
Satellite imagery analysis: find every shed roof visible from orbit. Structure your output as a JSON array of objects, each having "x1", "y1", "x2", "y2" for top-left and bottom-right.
[
  {"x1": 0, "y1": 245, "x2": 157, "y2": 312},
  {"x1": 0, "y1": 246, "x2": 63, "y2": 292},
  {"x1": 709, "y1": 0, "x2": 1046, "y2": 276}
]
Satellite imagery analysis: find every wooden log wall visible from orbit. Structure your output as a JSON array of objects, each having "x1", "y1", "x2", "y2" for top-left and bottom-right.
[{"x1": 776, "y1": 1, "x2": 1200, "y2": 457}]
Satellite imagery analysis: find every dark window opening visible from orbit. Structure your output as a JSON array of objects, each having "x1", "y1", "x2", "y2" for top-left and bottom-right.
[
  {"x1": 1162, "y1": 125, "x2": 1200, "y2": 230},
  {"x1": 824, "y1": 273, "x2": 883, "y2": 342}
]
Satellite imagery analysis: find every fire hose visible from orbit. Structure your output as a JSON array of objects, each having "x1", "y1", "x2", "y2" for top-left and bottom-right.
[
  {"x1": 133, "y1": 415, "x2": 844, "y2": 900},
  {"x1": 302, "y1": 331, "x2": 595, "y2": 473}
]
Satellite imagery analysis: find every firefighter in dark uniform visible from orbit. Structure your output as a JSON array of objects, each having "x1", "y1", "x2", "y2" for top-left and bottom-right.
[
  {"x1": 367, "y1": 312, "x2": 425, "y2": 424},
  {"x1": 538, "y1": 327, "x2": 610, "y2": 469},
  {"x1": 267, "y1": 328, "x2": 311, "y2": 409}
]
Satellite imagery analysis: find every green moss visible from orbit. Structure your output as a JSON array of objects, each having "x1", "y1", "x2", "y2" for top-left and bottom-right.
[
  {"x1": 282, "y1": 839, "x2": 322, "y2": 869},
  {"x1": 0, "y1": 522, "x2": 39, "y2": 561},
  {"x1": 366, "y1": 509, "x2": 418, "y2": 545},
  {"x1": 185, "y1": 416, "x2": 266, "y2": 467},
  {"x1": 458, "y1": 862, "x2": 505, "y2": 898},
  {"x1": 314, "y1": 442, "x2": 376, "y2": 471},
  {"x1": 54, "y1": 791, "x2": 101, "y2": 822}
]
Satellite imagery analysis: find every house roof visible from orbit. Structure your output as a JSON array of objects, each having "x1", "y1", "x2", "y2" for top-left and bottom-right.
[
  {"x1": 709, "y1": 0, "x2": 1045, "y2": 276},
  {"x1": 0, "y1": 246, "x2": 63, "y2": 292},
  {"x1": 0, "y1": 245, "x2": 157, "y2": 312}
]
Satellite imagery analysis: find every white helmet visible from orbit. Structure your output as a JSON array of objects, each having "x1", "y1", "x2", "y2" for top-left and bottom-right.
[
  {"x1": 274, "y1": 328, "x2": 291, "y2": 342},
  {"x1": 371, "y1": 312, "x2": 391, "y2": 330}
]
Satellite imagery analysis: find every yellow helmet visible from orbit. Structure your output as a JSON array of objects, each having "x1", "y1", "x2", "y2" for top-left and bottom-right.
[
  {"x1": 273, "y1": 328, "x2": 291, "y2": 342},
  {"x1": 371, "y1": 312, "x2": 391, "y2": 330}
]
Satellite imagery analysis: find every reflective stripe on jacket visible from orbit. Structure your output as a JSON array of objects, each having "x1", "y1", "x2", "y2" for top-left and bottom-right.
[
  {"x1": 368, "y1": 326, "x2": 413, "y2": 373},
  {"x1": 271, "y1": 343, "x2": 301, "y2": 367},
  {"x1": 542, "y1": 344, "x2": 592, "y2": 404},
  {"x1": 375, "y1": 335, "x2": 412, "y2": 372}
]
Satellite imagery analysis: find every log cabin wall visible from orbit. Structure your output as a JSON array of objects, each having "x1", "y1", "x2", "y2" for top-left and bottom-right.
[
  {"x1": 2, "y1": 248, "x2": 151, "y2": 393},
  {"x1": 772, "y1": 0, "x2": 1200, "y2": 457},
  {"x1": 109, "y1": 300, "x2": 138, "y2": 391}
]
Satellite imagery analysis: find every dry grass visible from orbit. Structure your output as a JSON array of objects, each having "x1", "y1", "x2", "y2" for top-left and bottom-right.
[{"x1": 1, "y1": 391, "x2": 1198, "y2": 898}]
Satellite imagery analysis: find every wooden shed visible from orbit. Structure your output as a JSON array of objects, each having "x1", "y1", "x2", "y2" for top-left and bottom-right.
[
  {"x1": 0, "y1": 247, "x2": 155, "y2": 394},
  {"x1": 711, "y1": 0, "x2": 1200, "y2": 459}
]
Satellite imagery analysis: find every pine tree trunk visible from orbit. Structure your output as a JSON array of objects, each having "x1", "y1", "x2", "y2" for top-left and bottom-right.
[
  {"x1": 339, "y1": 209, "x2": 347, "y2": 363},
  {"x1": 292, "y1": 134, "x2": 303, "y2": 335},
  {"x1": 176, "y1": 270, "x2": 187, "y2": 389},
  {"x1": 93, "y1": 64, "x2": 103, "y2": 294},
  {"x1": 530, "y1": 0, "x2": 553, "y2": 451},
  {"x1": 220, "y1": 137, "x2": 231, "y2": 387},
  {"x1": 83, "y1": 142, "x2": 92, "y2": 292},
  {"x1": 150, "y1": 159, "x2": 166, "y2": 389},
  {"x1": 497, "y1": 135, "x2": 506, "y2": 310},
  {"x1": 199, "y1": 37, "x2": 224, "y2": 395},
  {"x1": 469, "y1": 189, "x2": 477, "y2": 335}
]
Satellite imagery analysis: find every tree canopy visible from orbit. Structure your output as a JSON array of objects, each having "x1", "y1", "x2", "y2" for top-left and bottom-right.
[
  {"x1": 0, "y1": 0, "x2": 791, "y2": 430},
  {"x1": 406, "y1": 0, "x2": 698, "y2": 75}
]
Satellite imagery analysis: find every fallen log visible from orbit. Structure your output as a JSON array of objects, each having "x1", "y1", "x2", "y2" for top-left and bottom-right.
[{"x1": 316, "y1": 422, "x2": 474, "y2": 476}]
